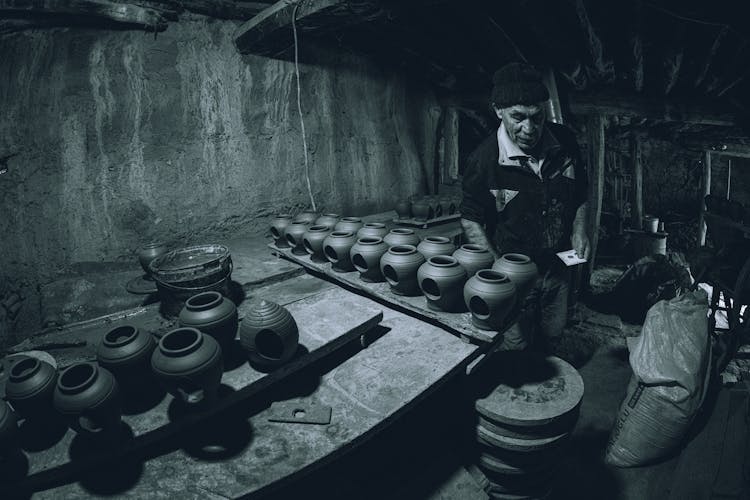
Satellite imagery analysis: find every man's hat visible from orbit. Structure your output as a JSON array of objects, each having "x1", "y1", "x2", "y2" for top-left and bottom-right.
[{"x1": 491, "y1": 62, "x2": 550, "y2": 108}]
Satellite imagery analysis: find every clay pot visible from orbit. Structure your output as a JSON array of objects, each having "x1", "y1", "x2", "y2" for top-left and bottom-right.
[
  {"x1": 439, "y1": 196, "x2": 456, "y2": 215},
  {"x1": 151, "y1": 327, "x2": 223, "y2": 405},
  {"x1": 0, "y1": 400, "x2": 19, "y2": 450},
  {"x1": 5, "y1": 356, "x2": 57, "y2": 420},
  {"x1": 293, "y1": 211, "x2": 318, "y2": 224},
  {"x1": 417, "y1": 236, "x2": 456, "y2": 261},
  {"x1": 284, "y1": 221, "x2": 311, "y2": 254},
  {"x1": 53, "y1": 362, "x2": 121, "y2": 436},
  {"x1": 315, "y1": 213, "x2": 340, "y2": 226},
  {"x1": 384, "y1": 228, "x2": 421, "y2": 248},
  {"x1": 323, "y1": 231, "x2": 358, "y2": 272},
  {"x1": 464, "y1": 270, "x2": 517, "y2": 330},
  {"x1": 138, "y1": 242, "x2": 168, "y2": 275},
  {"x1": 350, "y1": 237, "x2": 389, "y2": 282},
  {"x1": 380, "y1": 245, "x2": 426, "y2": 296},
  {"x1": 302, "y1": 224, "x2": 333, "y2": 261},
  {"x1": 492, "y1": 253, "x2": 539, "y2": 301},
  {"x1": 453, "y1": 244, "x2": 495, "y2": 277},
  {"x1": 179, "y1": 291, "x2": 239, "y2": 346},
  {"x1": 96, "y1": 325, "x2": 156, "y2": 385},
  {"x1": 270, "y1": 214, "x2": 293, "y2": 248},
  {"x1": 357, "y1": 222, "x2": 389, "y2": 240},
  {"x1": 394, "y1": 200, "x2": 411, "y2": 219},
  {"x1": 411, "y1": 199, "x2": 433, "y2": 221},
  {"x1": 426, "y1": 196, "x2": 443, "y2": 218},
  {"x1": 418, "y1": 256, "x2": 468, "y2": 312},
  {"x1": 239, "y1": 300, "x2": 299, "y2": 369},
  {"x1": 334, "y1": 217, "x2": 364, "y2": 234}
]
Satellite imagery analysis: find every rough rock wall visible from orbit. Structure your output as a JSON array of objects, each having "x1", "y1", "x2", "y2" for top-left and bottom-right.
[{"x1": 0, "y1": 20, "x2": 440, "y2": 341}]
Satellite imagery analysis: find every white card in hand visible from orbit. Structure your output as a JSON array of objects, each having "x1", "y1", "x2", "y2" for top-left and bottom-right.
[{"x1": 556, "y1": 249, "x2": 587, "y2": 266}]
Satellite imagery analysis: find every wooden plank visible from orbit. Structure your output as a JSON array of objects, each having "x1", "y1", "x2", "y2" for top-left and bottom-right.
[
  {"x1": 699, "y1": 150, "x2": 712, "y2": 246},
  {"x1": 439, "y1": 107, "x2": 460, "y2": 183},
  {"x1": 630, "y1": 133, "x2": 643, "y2": 230},
  {"x1": 0, "y1": 0, "x2": 168, "y2": 29},
  {"x1": 586, "y1": 114, "x2": 606, "y2": 274},
  {"x1": 2, "y1": 280, "x2": 383, "y2": 495}
]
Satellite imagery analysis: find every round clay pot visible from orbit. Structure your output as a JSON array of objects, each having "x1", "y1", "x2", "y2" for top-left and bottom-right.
[
  {"x1": 270, "y1": 214, "x2": 293, "y2": 248},
  {"x1": 334, "y1": 217, "x2": 364, "y2": 234},
  {"x1": 96, "y1": 325, "x2": 156, "y2": 385},
  {"x1": 284, "y1": 221, "x2": 311, "y2": 254},
  {"x1": 492, "y1": 253, "x2": 539, "y2": 301},
  {"x1": 394, "y1": 200, "x2": 411, "y2": 219},
  {"x1": 350, "y1": 237, "x2": 389, "y2": 282},
  {"x1": 439, "y1": 195, "x2": 456, "y2": 215},
  {"x1": 302, "y1": 224, "x2": 333, "y2": 261},
  {"x1": 0, "y1": 400, "x2": 19, "y2": 450},
  {"x1": 315, "y1": 213, "x2": 340, "y2": 226},
  {"x1": 239, "y1": 300, "x2": 299, "y2": 369},
  {"x1": 453, "y1": 244, "x2": 495, "y2": 277},
  {"x1": 151, "y1": 327, "x2": 223, "y2": 405},
  {"x1": 323, "y1": 231, "x2": 358, "y2": 272},
  {"x1": 426, "y1": 196, "x2": 443, "y2": 218},
  {"x1": 357, "y1": 222, "x2": 389, "y2": 240},
  {"x1": 417, "y1": 236, "x2": 456, "y2": 261},
  {"x1": 179, "y1": 291, "x2": 239, "y2": 346},
  {"x1": 417, "y1": 255, "x2": 468, "y2": 312},
  {"x1": 138, "y1": 242, "x2": 168, "y2": 275},
  {"x1": 411, "y1": 199, "x2": 433, "y2": 221},
  {"x1": 54, "y1": 362, "x2": 121, "y2": 436},
  {"x1": 293, "y1": 211, "x2": 318, "y2": 224},
  {"x1": 384, "y1": 228, "x2": 420, "y2": 248},
  {"x1": 5, "y1": 356, "x2": 57, "y2": 420},
  {"x1": 380, "y1": 245, "x2": 426, "y2": 296},
  {"x1": 464, "y1": 270, "x2": 517, "y2": 330}
]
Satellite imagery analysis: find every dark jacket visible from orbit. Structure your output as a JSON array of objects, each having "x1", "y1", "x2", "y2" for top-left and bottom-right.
[{"x1": 460, "y1": 122, "x2": 587, "y2": 267}]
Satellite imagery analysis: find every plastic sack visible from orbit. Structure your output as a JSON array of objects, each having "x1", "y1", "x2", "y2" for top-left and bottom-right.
[{"x1": 605, "y1": 288, "x2": 712, "y2": 467}]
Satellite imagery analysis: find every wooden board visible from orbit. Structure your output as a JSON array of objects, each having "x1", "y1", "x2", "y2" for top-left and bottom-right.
[
  {"x1": 393, "y1": 213, "x2": 461, "y2": 228},
  {"x1": 271, "y1": 243, "x2": 515, "y2": 344},
  {"x1": 2, "y1": 276, "x2": 384, "y2": 495}
]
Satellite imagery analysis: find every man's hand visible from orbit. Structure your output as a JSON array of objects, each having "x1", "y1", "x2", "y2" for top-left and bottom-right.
[{"x1": 571, "y1": 230, "x2": 590, "y2": 261}]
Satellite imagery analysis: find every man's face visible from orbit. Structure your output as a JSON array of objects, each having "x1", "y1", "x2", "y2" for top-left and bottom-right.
[{"x1": 495, "y1": 104, "x2": 546, "y2": 153}]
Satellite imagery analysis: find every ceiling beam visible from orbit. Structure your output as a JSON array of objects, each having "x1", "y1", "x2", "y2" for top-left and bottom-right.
[{"x1": 0, "y1": 0, "x2": 168, "y2": 29}]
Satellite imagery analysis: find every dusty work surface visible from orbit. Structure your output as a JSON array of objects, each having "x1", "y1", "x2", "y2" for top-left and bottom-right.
[
  {"x1": 35, "y1": 306, "x2": 479, "y2": 499},
  {"x1": 3, "y1": 274, "x2": 384, "y2": 495}
]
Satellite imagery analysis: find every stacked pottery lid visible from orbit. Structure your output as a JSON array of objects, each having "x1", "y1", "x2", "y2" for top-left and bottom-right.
[{"x1": 473, "y1": 355, "x2": 584, "y2": 499}]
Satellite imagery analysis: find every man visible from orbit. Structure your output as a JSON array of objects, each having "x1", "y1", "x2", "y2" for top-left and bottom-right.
[{"x1": 459, "y1": 62, "x2": 590, "y2": 352}]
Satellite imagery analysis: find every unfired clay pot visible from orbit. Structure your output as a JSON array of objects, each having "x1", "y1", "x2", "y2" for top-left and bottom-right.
[
  {"x1": 239, "y1": 300, "x2": 299, "y2": 369},
  {"x1": 384, "y1": 228, "x2": 420, "y2": 248},
  {"x1": 394, "y1": 200, "x2": 411, "y2": 219},
  {"x1": 151, "y1": 327, "x2": 223, "y2": 405},
  {"x1": 492, "y1": 253, "x2": 539, "y2": 301},
  {"x1": 463, "y1": 270, "x2": 517, "y2": 330},
  {"x1": 426, "y1": 196, "x2": 443, "y2": 218},
  {"x1": 293, "y1": 211, "x2": 318, "y2": 224},
  {"x1": 315, "y1": 213, "x2": 340, "y2": 226},
  {"x1": 138, "y1": 242, "x2": 169, "y2": 276},
  {"x1": 270, "y1": 215, "x2": 293, "y2": 248},
  {"x1": 5, "y1": 356, "x2": 57, "y2": 421},
  {"x1": 350, "y1": 237, "x2": 389, "y2": 282},
  {"x1": 323, "y1": 231, "x2": 358, "y2": 272},
  {"x1": 439, "y1": 196, "x2": 456, "y2": 216},
  {"x1": 334, "y1": 217, "x2": 364, "y2": 234},
  {"x1": 453, "y1": 244, "x2": 495, "y2": 277},
  {"x1": 179, "y1": 291, "x2": 239, "y2": 346},
  {"x1": 411, "y1": 199, "x2": 433, "y2": 221},
  {"x1": 97, "y1": 325, "x2": 156, "y2": 385},
  {"x1": 417, "y1": 255, "x2": 468, "y2": 312},
  {"x1": 380, "y1": 245, "x2": 425, "y2": 296},
  {"x1": 303, "y1": 224, "x2": 333, "y2": 261},
  {"x1": 357, "y1": 222, "x2": 389, "y2": 240},
  {"x1": 417, "y1": 236, "x2": 456, "y2": 261},
  {"x1": 284, "y1": 221, "x2": 311, "y2": 255},
  {"x1": 53, "y1": 362, "x2": 121, "y2": 436}
]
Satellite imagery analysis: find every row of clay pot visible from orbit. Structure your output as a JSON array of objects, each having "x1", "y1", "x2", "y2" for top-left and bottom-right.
[{"x1": 395, "y1": 195, "x2": 461, "y2": 221}]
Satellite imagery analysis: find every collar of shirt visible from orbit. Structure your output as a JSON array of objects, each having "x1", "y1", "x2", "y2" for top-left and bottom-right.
[{"x1": 497, "y1": 122, "x2": 560, "y2": 179}]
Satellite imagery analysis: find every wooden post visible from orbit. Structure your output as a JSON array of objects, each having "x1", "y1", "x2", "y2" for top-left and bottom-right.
[
  {"x1": 586, "y1": 114, "x2": 605, "y2": 275},
  {"x1": 698, "y1": 151, "x2": 711, "y2": 246},
  {"x1": 439, "y1": 107, "x2": 460, "y2": 185},
  {"x1": 630, "y1": 132, "x2": 643, "y2": 229}
]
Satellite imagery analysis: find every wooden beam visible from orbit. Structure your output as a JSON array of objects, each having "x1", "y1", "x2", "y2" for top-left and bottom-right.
[
  {"x1": 568, "y1": 91, "x2": 739, "y2": 127},
  {"x1": 0, "y1": 0, "x2": 168, "y2": 29},
  {"x1": 586, "y1": 114, "x2": 606, "y2": 274},
  {"x1": 438, "y1": 107, "x2": 460, "y2": 185},
  {"x1": 698, "y1": 151, "x2": 712, "y2": 246},
  {"x1": 630, "y1": 132, "x2": 643, "y2": 230}
]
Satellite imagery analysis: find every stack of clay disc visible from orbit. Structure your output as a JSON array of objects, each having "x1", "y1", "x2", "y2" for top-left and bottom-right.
[{"x1": 474, "y1": 355, "x2": 584, "y2": 499}]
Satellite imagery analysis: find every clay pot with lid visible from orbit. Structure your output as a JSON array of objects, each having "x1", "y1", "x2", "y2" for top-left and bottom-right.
[
  {"x1": 53, "y1": 362, "x2": 121, "y2": 437},
  {"x1": 350, "y1": 237, "x2": 389, "y2": 282},
  {"x1": 492, "y1": 253, "x2": 539, "y2": 301},
  {"x1": 394, "y1": 200, "x2": 411, "y2": 219},
  {"x1": 302, "y1": 224, "x2": 333, "y2": 261},
  {"x1": 0, "y1": 400, "x2": 19, "y2": 451},
  {"x1": 334, "y1": 217, "x2": 364, "y2": 234},
  {"x1": 357, "y1": 222, "x2": 389, "y2": 240},
  {"x1": 380, "y1": 245, "x2": 426, "y2": 296},
  {"x1": 323, "y1": 231, "x2": 358, "y2": 272},
  {"x1": 270, "y1": 214, "x2": 293, "y2": 248},
  {"x1": 293, "y1": 211, "x2": 318, "y2": 224},
  {"x1": 5, "y1": 356, "x2": 57, "y2": 420},
  {"x1": 315, "y1": 213, "x2": 340, "y2": 226},
  {"x1": 453, "y1": 244, "x2": 495, "y2": 277},
  {"x1": 411, "y1": 199, "x2": 433, "y2": 221},
  {"x1": 239, "y1": 300, "x2": 299, "y2": 370},
  {"x1": 97, "y1": 325, "x2": 156, "y2": 386},
  {"x1": 417, "y1": 236, "x2": 456, "y2": 261},
  {"x1": 463, "y1": 270, "x2": 517, "y2": 330},
  {"x1": 417, "y1": 255, "x2": 468, "y2": 312},
  {"x1": 179, "y1": 291, "x2": 239, "y2": 346},
  {"x1": 384, "y1": 228, "x2": 420, "y2": 248},
  {"x1": 138, "y1": 242, "x2": 168, "y2": 276},
  {"x1": 151, "y1": 327, "x2": 223, "y2": 405},
  {"x1": 284, "y1": 221, "x2": 311, "y2": 255}
]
